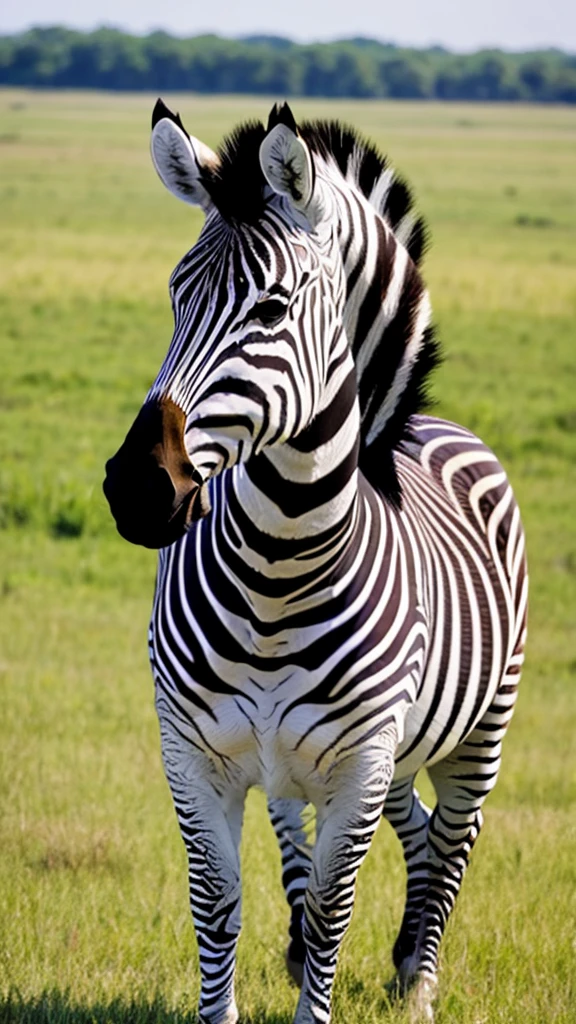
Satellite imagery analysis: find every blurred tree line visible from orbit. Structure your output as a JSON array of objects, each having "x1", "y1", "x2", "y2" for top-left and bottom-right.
[{"x1": 0, "y1": 27, "x2": 575, "y2": 102}]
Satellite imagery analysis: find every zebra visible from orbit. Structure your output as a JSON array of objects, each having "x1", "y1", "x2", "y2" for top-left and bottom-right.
[{"x1": 103, "y1": 100, "x2": 527, "y2": 1024}]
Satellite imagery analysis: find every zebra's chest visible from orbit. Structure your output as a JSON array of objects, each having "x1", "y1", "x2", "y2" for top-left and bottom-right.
[
  {"x1": 158, "y1": 673, "x2": 346, "y2": 798},
  {"x1": 154, "y1": 654, "x2": 414, "y2": 802}
]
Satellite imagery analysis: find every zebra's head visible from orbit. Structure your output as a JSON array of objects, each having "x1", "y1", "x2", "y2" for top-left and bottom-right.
[{"x1": 104, "y1": 101, "x2": 438, "y2": 548}]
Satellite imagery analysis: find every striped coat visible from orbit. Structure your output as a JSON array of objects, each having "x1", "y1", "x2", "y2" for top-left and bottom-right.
[{"x1": 104, "y1": 101, "x2": 527, "y2": 1024}]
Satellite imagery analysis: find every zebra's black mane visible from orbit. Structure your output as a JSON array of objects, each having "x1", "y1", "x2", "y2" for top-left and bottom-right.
[
  {"x1": 300, "y1": 121, "x2": 428, "y2": 266},
  {"x1": 189, "y1": 111, "x2": 440, "y2": 505},
  {"x1": 208, "y1": 121, "x2": 268, "y2": 224},
  {"x1": 209, "y1": 118, "x2": 427, "y2": 266}
]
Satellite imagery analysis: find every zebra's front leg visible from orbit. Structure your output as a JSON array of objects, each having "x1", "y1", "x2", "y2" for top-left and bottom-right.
[
  {"x1": 268, "y1": 798, "x2": 312, "y2": 987},
  {"x1": 159, "y1": 718, "x2": 244, "y2": 1024},
  {"x1": 295, "y1": 727, "x2": 396, "y2": 1024}
]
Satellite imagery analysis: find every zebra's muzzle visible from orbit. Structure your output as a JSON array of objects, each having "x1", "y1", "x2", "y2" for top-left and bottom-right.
[{"x1": 103, "y1": 397, "x2": 210, "y2": 549}]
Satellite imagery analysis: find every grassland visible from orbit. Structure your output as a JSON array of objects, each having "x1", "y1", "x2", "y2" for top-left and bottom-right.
[{"x1": 0, "y1": 92, "x2": 575, "y2": 1024}]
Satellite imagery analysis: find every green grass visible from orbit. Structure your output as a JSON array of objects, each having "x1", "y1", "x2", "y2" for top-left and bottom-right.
[{"x1": 0, "y1": 91, "x2": 575, "y2": 1023}]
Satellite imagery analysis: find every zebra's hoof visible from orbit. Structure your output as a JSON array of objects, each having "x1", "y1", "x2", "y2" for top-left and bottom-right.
[
  {"x1": 198, "y1": 1008, "x2": 239, "y2": 1024},
  {"x1": 405, "y1": 973, "x2": 437, "y2": 1023},
  {"x1": 286, "y1": 947, "x2": 304, "y2": 988}
]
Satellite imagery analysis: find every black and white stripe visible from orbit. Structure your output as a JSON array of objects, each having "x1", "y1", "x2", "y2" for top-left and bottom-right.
[{"x1": 128, "y1": 104, "x2": 527, "y2": 1024}]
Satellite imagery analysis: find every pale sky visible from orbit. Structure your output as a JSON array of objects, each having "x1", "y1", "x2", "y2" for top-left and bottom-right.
[{"x1": 1, "y1": 0, "x2": 576, "y2": 51}]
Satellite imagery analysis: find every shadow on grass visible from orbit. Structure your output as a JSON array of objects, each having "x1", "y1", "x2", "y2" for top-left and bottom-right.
[{"x1": 0, "y1": 990, "x2": 294, "y2": 1024}]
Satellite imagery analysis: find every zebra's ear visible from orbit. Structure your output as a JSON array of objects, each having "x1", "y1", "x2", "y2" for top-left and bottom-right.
[
  {"x1": 150, "y1": 99, "x2": 219, "y2": 210},
  {"x1": 259, "y1": 115, "x2": 318, "y2": 221}
]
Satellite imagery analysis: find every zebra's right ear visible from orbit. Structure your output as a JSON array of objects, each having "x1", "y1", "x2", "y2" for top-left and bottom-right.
[{"x1": 150, "y1": 99, "x2": 219, "y2": 210}]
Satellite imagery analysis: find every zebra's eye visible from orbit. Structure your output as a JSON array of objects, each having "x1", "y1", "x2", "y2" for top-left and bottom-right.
[{"x1": 248, "y1": 298, "x2": 288, "y2": 327}]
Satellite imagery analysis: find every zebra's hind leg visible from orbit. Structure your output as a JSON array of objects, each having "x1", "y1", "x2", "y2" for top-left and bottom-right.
[
  {"x1": 398, "y1": 682, "x2": 519, "y2": 1019},
  {"x1": 383, "y1": 777, "x2": 432, "y2": 977},
  {"x1": 268, "y1": 798, "x2": 313, "y2": 987}
]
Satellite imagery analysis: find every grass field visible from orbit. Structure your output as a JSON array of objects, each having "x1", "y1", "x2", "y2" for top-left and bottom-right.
[{"x1": 0, "y1": 91, "x2": 575, "y2": 1024}]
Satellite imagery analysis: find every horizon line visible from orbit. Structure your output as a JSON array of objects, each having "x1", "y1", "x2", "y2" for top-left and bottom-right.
[{"x1": 1, "y1": 22, "x2": 575, "y2": 57}]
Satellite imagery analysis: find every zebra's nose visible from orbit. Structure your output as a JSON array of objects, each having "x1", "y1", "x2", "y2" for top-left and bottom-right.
[
  {"x1": 103, "y1": 455, "x2": 177, "y2": 547},
  {"x1": 103, "y1": 397, "x2": 208, "y2": 548}
]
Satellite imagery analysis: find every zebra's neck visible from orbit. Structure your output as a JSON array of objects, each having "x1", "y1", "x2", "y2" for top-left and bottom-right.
[{"x1": 216, "y1": 343, "x2": 362, "y2": 586}]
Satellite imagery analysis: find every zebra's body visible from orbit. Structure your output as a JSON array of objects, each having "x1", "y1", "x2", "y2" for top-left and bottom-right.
[
  {"x1": 152, "y1": 415, "x2": 524, "y2": 791},
  {"x1": 104, "y1": 101, "x2": 527, "y2": 1024}
]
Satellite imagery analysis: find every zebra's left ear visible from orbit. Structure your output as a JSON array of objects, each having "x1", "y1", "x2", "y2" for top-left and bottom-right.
[{"x1": 260, "y1": 106, "x2": 321, "y2": 224}]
